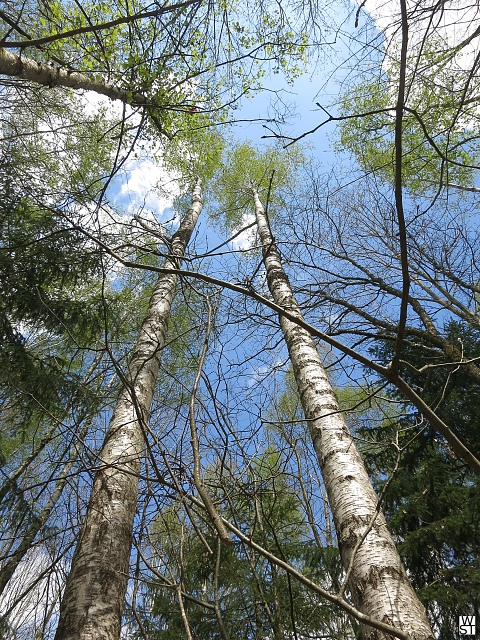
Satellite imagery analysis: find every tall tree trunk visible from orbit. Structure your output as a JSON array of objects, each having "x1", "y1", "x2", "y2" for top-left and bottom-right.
[
  {"x1": 252, "y1": 188, "x2": 433, "y2": 640},
  {"x1": 54, "y1": 180, "x2": 203, "y2": 640},
  {"x1": 0, "y1": 48, "x2": 171, "y2": 138},
  {"x1": 0, "y1": 48, "x2": 144, "y2": 103}
]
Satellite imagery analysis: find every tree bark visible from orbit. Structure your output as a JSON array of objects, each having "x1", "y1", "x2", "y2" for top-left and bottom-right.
[
  {"x1": 0, "y1": 48, "x2": 171, "y2": 137},
  {"x1": 54, "y1": 179, "x2": 202, "y2": 640},
  {"x1": 0, "y1": 48, "x2": 146, "y2": 105},
  {"x1": 252, "y1": 188, "x2": 434, "y2": 640}
]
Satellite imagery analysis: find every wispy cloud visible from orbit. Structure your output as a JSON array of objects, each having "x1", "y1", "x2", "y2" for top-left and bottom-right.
[
  {"x1": 230, "y1": 213, "x2": 256, "y2": 250},
  {"x1": 113, "y1": 153, "x2": 181, "y2": 222}
]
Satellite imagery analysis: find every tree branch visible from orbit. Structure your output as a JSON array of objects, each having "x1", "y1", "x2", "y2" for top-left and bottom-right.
[{"x1": 0, "y1": 1, "x2": 202, "y2": 49}]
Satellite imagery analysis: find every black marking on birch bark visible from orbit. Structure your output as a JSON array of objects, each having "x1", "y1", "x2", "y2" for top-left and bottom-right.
[
  {"x1": 341, "y1": 528, "x2": 362, "y2": 549},
  {"x1": 339, "y1": 514, "x2": 372, "y2": 536},
  {"x1": 267, "y1": 269, "x2": 290, "y2": 286},
  {"x1": 319, "y1": 448, "x2": 354, "y2": 466},
  {"x1": 299, "y1": 386, "x2": 336, "y2": 404},
  {"x1": 360, "y1": 565, "x2": 403, "y2": 593},
  {"x1": 315, "y1": 403, "x2": 342, "y2": 417},
  {"x1": 368, "y1": 565, "x2": 379, "y2": 590}
]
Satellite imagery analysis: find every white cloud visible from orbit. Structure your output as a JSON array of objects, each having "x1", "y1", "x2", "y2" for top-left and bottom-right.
[
  {"x1": 230, "y1": 213, "x2": 256, "y2": 250},
  {"x1": 76, "y1": 91, "x2": 181, "y2": 220},
  {"x1": 0, "y1": 548, "x2": 65, "y2": 637},
  {"x1": 362, "y1": 0, "x2": 480, "y2": 66},
  {"x1": 80, "y1": 91, "x2": 124, "y2": 119},
  {"x1": 117, "y1": 157, "x2": 181, "y2": 220}
]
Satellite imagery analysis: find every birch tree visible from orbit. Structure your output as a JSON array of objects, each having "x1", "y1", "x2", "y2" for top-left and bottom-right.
[
  {"x1": 0, "y1": 2, "x2": 316, "y2": 634},
  {"x1": 252, "y1": 191, "x2": 434, "y2": 640},
  {"x1": 53, "y1": 179, "x2": 203, "y2": 640},
  {"x1": 0, "y1": 0, "x2": 309, "y2": 144},
  {"x1": 0, "y1": 92, "x2": 134, "y2": 637},
  {"x1": 209, "y1": 144, "x2": 434, "y2": 639}
]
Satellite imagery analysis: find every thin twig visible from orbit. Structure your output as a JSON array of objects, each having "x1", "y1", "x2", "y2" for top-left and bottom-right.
[{"x1": 189, "y1": 296, "x2": 232, "y2": 545}]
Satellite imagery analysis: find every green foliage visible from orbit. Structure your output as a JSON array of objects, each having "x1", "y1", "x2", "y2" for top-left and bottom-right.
[
  {"x1": 0, "y1": 223, "x2": 104, "y2": 513},
  {"x1": 0, "y1": 97, "x2": 124, "y2": 498},
  {"x1": 2, "y1": 88, "x2": 120, "y2": 204},
  {"x1": 7, "y1": 0, "x2": 310, "y2": 141},
  {"x1": 161, "y1": 127, "x2": 227, "y2": 193},
  {"x1": 208, "y1": 141, "x2": 306, "y2": 230},
  {"x1": 1, "y1": 202, "x2": 102, "y2": 341},
  {"x1": 359, "y1": 322, "x2": 480, "y2": 638},
  {"x1": 0, "y1": 175, "x2": 104, "y2": 422},
  {"x1": 337, "y1": 39, "x2": 480, "y2": 194},
  {"x1": 137, "y1": 446, "x2": 346, "y2": 640}
]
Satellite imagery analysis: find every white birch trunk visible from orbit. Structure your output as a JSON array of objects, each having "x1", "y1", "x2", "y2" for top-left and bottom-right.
[
  {"x1": 0, "y1": 48, "x2": 145, "y2": 105},
  {"x1": 252, "y1": 188, "x2": 433, "y2": 640},
  {"x1": 54, "y1": 180, "x2": 202, "y2": 640}
]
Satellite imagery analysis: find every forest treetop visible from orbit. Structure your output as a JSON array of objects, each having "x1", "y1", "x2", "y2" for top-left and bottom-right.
[{"x1": 1, "y1": 1, "x2": 480, "y2": 639}]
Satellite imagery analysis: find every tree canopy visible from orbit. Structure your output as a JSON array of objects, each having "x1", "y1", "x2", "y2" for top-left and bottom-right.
[{"x1": 1, "y1": 1, "x2": 479, "y2": 639}]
